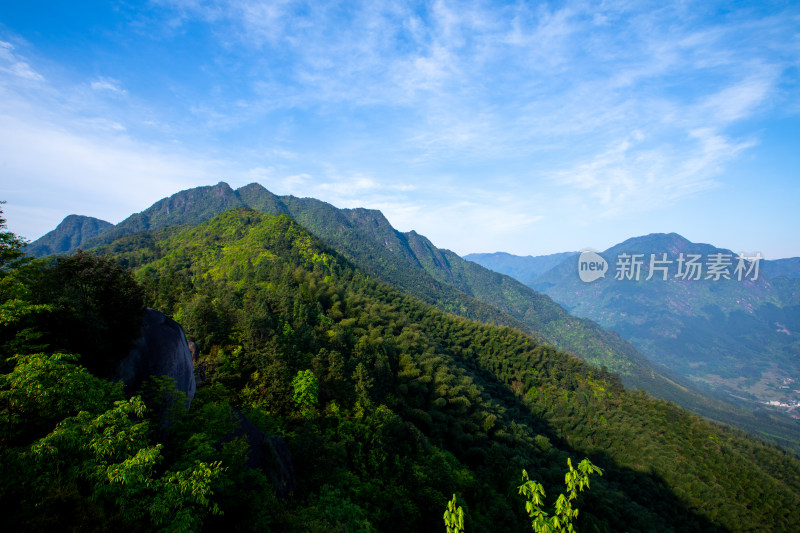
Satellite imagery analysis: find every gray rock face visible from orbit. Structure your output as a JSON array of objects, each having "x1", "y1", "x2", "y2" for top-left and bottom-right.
[{"x1": 118, "y1": 308, "x2": 196, "y2": 405}]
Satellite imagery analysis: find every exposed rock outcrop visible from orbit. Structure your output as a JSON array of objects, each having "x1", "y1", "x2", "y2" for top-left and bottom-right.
[
  {"x1": 117, "y1": 308, "x2": 196, "y2": 405},
  {"x1": 187, "y1": 340, "x2": 200, "y2": 362}
]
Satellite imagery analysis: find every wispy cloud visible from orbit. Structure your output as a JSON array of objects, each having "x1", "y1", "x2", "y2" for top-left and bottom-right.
[
  {"x1": 90, "y1": 77, "x2": 128, "y2": 96},
  {"x1": 553, "y1": 127, "x2": 745, "y2": 215},
  {"x1": 0, "y1": 108, "x2": 227, "y2": 238},
  {"x1": 0, "y1": 40, "x2": 44, "y2": 81}
]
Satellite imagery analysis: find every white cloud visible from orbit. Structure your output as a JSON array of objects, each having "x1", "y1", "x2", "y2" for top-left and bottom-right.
[
  {"x1": 90, "y1": 77, "x2": 128, "y2": 96},
  {"x1": 77, "y1": 117, "x2": 127, "y2": 132},
  {"x1": 282, "y1": 173, "x2": 311, "y2": 186},
  {"x1": 382, "y1": 197, "x2": 546, "y2": 255},
  {"x1": 0, "y1": 40, "x2": 44, "y2": 81},
  {"x1": 699, "y1": 74, "x2": 775, "y2": 123},
  {"x1": 316, "y1": 175, "x2": 378, "y2": 196},
  {"x1": 0, "y1": 112, "x2": 226, "y2": 238},
  {"x1": 552, "y1": 122, "x2": 759, "y2": 218}
]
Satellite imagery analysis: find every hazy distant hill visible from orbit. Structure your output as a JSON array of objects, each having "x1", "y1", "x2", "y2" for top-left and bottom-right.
[
  {"x1": 24, "y1": 214, "x2": 113, "y2": 257},
  {"x1": 516, "y1": 233, "x2": 800, "y2": 413},
  {"x1": 34, "y1": 183, "x2": 800, "y2": 447},
  {"x1": 464, "y1": 251, "x2": 578, "y2": 285},
  {"x1": 763, "y1": 257, "x2": 800, "y2": 279}
]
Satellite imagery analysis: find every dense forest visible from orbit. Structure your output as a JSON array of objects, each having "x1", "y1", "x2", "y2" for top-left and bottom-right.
[{"x1": 3, "y1": 207, "x2": 800, "y2": 531}]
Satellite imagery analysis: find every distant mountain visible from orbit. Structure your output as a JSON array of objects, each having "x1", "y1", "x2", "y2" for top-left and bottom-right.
[
  {"x1": 523, "y1": 233, "x2": 800, "y2": 416},
  {"x1": 24, "y1": 214, "x2": 113, "y2": 257},
  {"x1": 39, "y1": 183, "x2": 800, "y2": 447},
  {"x1": 464, "y1": 251, "x2": 578, "y2": 285},
  {"x1": 763, "y1": 257, "x2": 800, "y2": 279}
]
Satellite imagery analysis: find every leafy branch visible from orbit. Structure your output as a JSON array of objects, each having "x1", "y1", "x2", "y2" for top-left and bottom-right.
[{"x1": 518, "y1": 458, "x2": 602, "y2": 533}]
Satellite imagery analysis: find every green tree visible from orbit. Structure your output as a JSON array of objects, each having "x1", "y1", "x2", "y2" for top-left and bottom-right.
[
  {"x1": 352, "y1": 362, "x2": 373, "y2": 418},
  {"x1": 0, "y1": 204, "x2": 49, "y2": 360},
  {"x1": 443, "y1": 493, "x2": 465, "y2": 533},
  {"x1": 34, "y1": 251, "x2": 144, "y2": 376},
  {"x1": 518, "y1": 458, "x2": 602, "y2": 533},
  {"x1": 292, "y1": 369, "x2": 319, "y2": 419},
  {"x1": 0, "y1": 202, "x2": 26, "y2": 271},
  {"x1": 0, "y1": 352, "x2": 121, "y2": 443},
  {"x1": 1, "y1": 351, "x2": 224, "y2": 531},
  {"x1": 27, "y1": 395, "x2": 224, "y2": 531}
]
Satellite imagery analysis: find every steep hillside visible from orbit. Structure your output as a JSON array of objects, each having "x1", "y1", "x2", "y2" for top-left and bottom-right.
[
  {"x1": 244, "y1": 188, "x2": 800, "y2": 443},
  {"x1": 241, "y1": 186, "x2": 666, "y2": 374}
]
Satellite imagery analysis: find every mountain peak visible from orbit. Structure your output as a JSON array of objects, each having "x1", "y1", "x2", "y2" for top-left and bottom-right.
[
  {"x1": 25, "y1": 214, "x2": 113, "y2": 257},
  {"x1": 344, "y1": 207, "x2": 390, "y2": 224},
  {"x1": 605, "y1": 232, "x2": 728, "y2": 258},
  {"x1": 611, "y1": 232, "x2": 690, "y2": 250},
  {"x1": 235, "y1": 183, "x2": 289, "y2": 214}
]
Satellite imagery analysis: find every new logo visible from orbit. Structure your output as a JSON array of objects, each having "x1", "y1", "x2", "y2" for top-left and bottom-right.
[{"x1": 578, "y1": 250, "x2": 608, "y2": 283}]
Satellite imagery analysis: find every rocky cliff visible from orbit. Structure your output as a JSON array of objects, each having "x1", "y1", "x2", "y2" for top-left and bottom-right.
[{"x1": 117, "y1": 308, "x2": 196, "y2": 404}]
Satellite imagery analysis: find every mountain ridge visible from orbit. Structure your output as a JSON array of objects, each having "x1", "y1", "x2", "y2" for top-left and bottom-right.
[
  {"x1": 92, "y1": 207, "x2": 800, "y2": 531},
  {"x1": 28, "y1": 182, "x2": 800, "y2": 448},
  {"x1": 27, "y1": 183, "x2": 674, "y2": 376}
]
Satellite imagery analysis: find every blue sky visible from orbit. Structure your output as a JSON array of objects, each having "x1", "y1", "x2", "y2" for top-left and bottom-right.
[{"x1": 1, "y1": 1, "x2": 798, "y2": 258}]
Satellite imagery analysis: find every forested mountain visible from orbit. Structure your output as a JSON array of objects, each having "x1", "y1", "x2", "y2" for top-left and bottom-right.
[
  {"x1": 26, "y1": 183, "x2": 800, "y2": 448},
  {"x1": 526, "y1": 234, "x2": 800, "y2": 413},
  {"x1": 27, "y1": 183, "x2": 658, "y2": 375},
  {"x1": 24, "y1": 214, "x2": 113, "y2": 257},
  {"x1": 80, "y1": 181, "x2": 246, "y2": 248},
  {"x1": 7, "y1": 206, "x2": 800, "y2": 530}
]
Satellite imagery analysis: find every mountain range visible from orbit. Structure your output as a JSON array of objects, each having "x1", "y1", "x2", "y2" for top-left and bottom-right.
[
  {"x1": 33, "y1": 207, "x2": 800, "y2": 530},
  {"x1": 14, "y1": 182, "x2": 800, "y2": 530},
  {"x1": 26, "y1": 182, "x2": 800, "y2": 448},
  {"x1": 469, "y1": 234, "x2": 800, "y2": 422}
]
